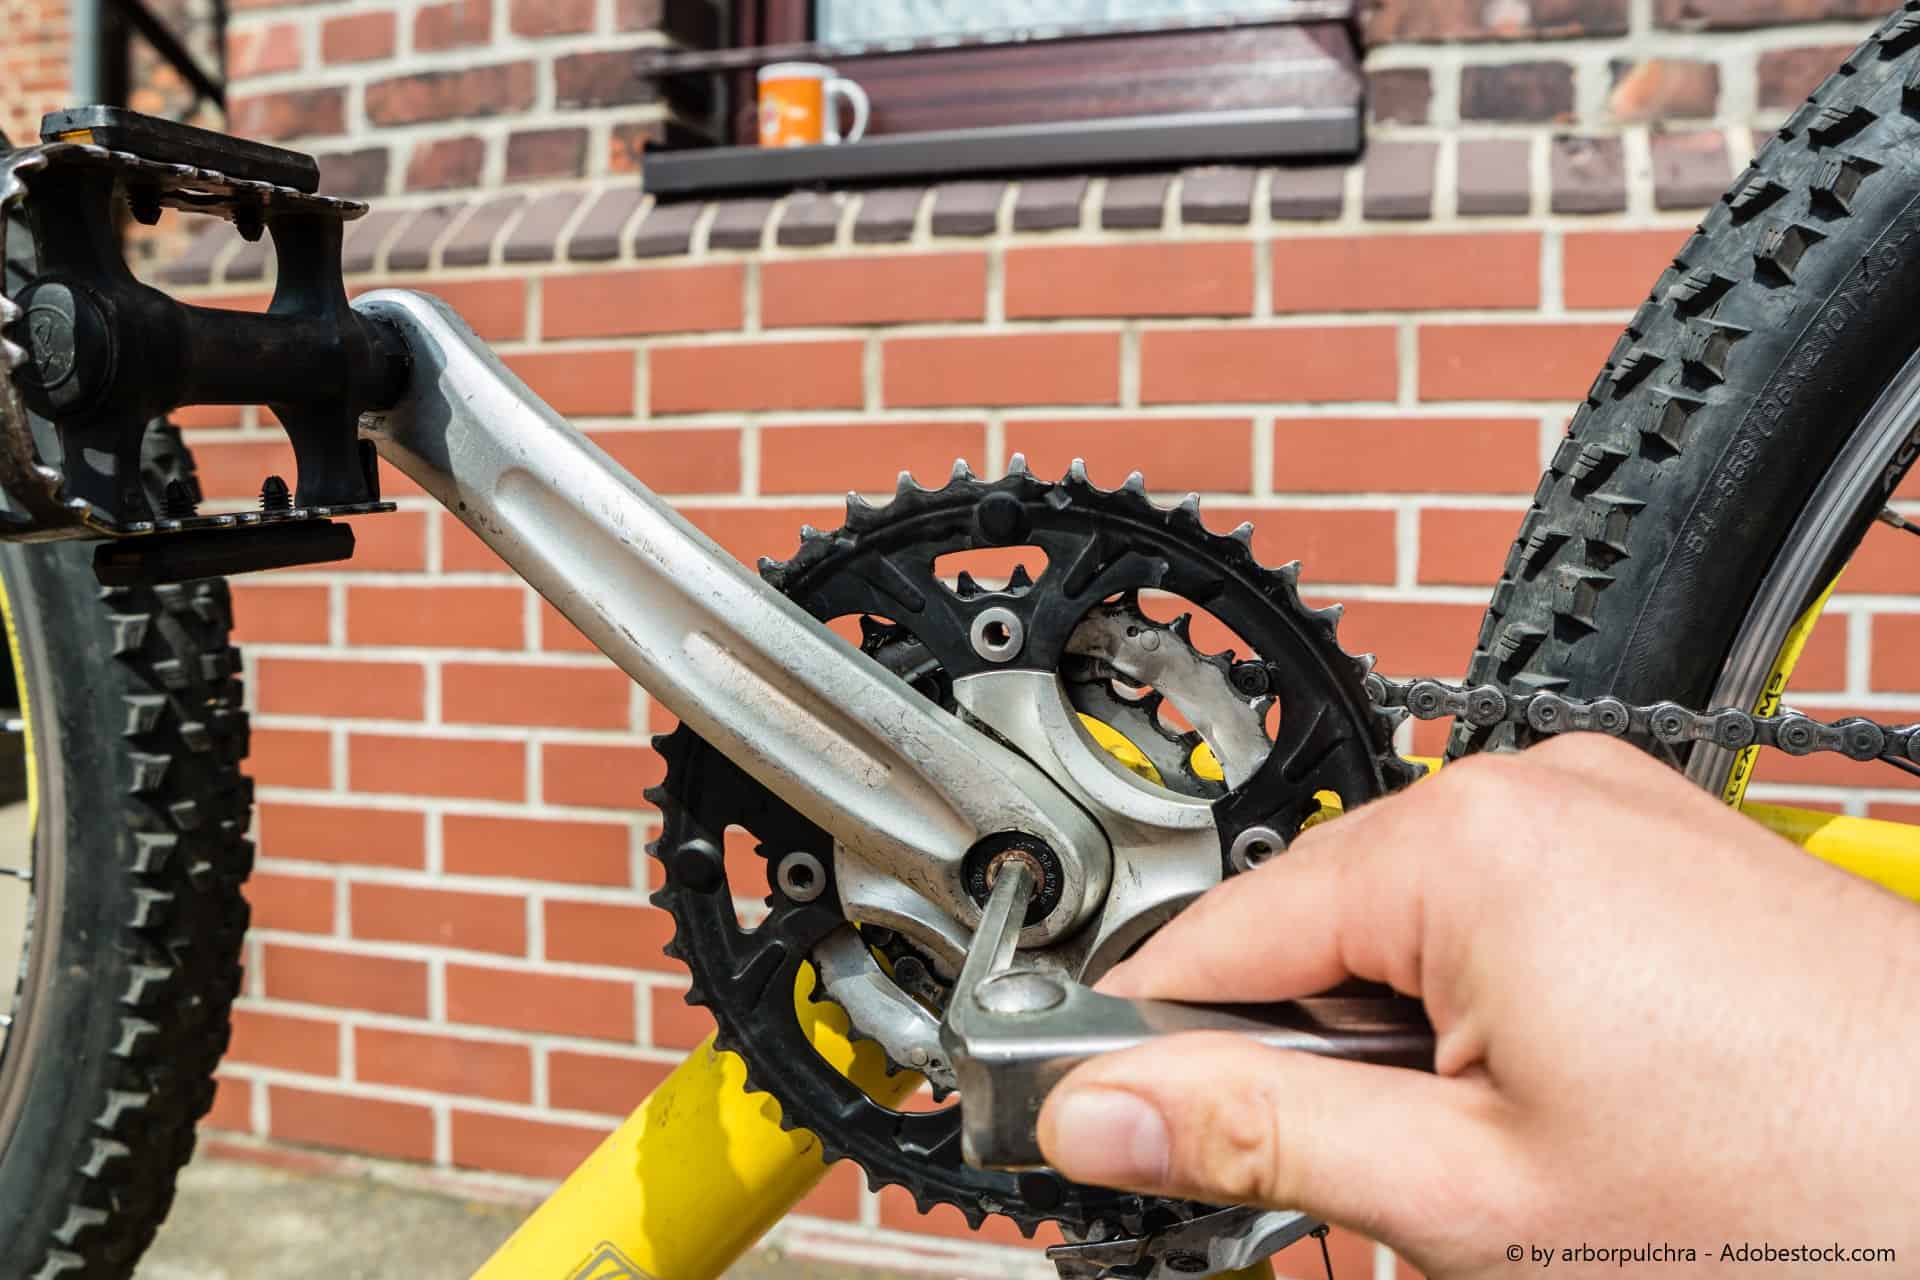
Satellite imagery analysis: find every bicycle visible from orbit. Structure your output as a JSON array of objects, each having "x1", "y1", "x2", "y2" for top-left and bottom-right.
[{"x1": 5, "y1": 10, "x2": 1920, "y2": 1278}]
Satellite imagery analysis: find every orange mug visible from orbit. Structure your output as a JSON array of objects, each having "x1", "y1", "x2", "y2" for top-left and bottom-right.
[{"x1": 757, "y1": 62, "x2": 870, "y2": 147}]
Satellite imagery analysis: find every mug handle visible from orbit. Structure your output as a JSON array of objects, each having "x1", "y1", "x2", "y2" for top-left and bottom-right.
[{"x1": 826, "y1": 77, "x2": 870, "y2": 144}]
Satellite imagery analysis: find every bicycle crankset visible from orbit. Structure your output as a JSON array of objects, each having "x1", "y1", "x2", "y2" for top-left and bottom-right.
[{"x1": 648, "y1": 458, "x2": 1420, "y2": 1238}]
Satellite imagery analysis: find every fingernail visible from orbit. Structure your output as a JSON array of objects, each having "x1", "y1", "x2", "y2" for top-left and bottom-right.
[{"x1": 1044, "y1": 1087, "x2": 1170, "y2": 1186}]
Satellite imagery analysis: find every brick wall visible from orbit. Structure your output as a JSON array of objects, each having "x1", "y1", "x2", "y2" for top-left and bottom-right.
[
  {"x1": 73, "y1": 0, "x2": 1920, "y2": 1272},
  {"x1": 1, "y1": 0, "x2": 69, "y2": 144}
]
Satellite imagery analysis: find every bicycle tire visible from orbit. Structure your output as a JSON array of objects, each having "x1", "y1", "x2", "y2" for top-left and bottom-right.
[
  {"x1": 0, "y1": 423, "x2": 254, "y2": 1280},
  {"x1": 1450, "y1": 7, "x2": 1920, "y2": 766}
]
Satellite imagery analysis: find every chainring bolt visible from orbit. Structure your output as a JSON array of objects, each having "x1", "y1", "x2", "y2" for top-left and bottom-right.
[
  {"x1": 969, "y1": 606, "x2": 1025, "y2": 663},
  {"x1": 1229, "y1": 824, "x2": 1285, "y2": 872},
  {"x1": 670, "y1": 838, "x2": 724, "y2": 893},
  {"x1": 1230, "y1": 661, "x2": 1271, "y2": 697},
  {"x1": 776, "y1": 850, "x2": 828, "y2": 902}
]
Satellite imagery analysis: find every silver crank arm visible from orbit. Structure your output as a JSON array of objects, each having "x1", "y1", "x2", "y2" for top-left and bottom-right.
[
  {"x1": 943, "y1": 866, "x2": 1435, "y2": 1170},
  {"x1": 354, "y1": 290, "x2": 1110, "y2": 941}
]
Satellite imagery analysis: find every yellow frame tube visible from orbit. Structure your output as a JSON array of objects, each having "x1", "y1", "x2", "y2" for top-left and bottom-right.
[{"x1": 471, "y1": 967, "x2": 920, "y2": 1280}]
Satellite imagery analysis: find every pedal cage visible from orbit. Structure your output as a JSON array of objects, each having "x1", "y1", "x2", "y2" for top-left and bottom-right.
[{"x1": 0, "y1": 112, "x2": 404, "y2": 578}]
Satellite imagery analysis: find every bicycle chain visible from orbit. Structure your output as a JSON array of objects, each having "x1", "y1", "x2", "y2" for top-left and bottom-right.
[{"x1": 1368, "y1": 674, "x2": 1916, "y2": 764}]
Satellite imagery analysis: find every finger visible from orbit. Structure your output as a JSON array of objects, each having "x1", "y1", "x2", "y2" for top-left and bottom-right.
[
  {"x1": 1096, "y1": 787, "x2": 1434, "y2": 1005},
  {"x1": 1038, "y1": 1032, "x2": 1513, "y2": 1243}
]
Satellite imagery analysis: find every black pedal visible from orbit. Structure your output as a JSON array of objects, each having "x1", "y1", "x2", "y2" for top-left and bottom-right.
[
  {"x1": 40, "y1": 106, "x2": 320, "y2": 193},
  {"x1": 94, "y1": 521, "x2": 356, "y2": 586},
  {"x1": 0, "y1": 107, "x2": 409, "y2": 574}
]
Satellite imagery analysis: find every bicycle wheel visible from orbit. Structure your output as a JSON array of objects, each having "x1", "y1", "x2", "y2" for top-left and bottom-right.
[
  {"x1": 1451, "y1": 7, "x2": 1920, "y2": 792},
  {"x1": 0, "y1": 422, "x2": 253, "y2": 1280}
]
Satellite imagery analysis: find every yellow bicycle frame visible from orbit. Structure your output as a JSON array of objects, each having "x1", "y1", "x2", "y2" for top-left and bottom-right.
[{"x1": 466, "y1": 578, "x2": 1920, "y2": 1280}]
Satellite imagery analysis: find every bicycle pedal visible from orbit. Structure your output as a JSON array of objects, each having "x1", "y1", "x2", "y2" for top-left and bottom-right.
[{"x1": 0, "y1": 108, "x2": 406, "y2": 572}]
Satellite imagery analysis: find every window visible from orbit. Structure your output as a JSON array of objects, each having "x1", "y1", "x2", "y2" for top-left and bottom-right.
[{"x1": 639, "y1": 0, "x2": 1363, "y2": 197}]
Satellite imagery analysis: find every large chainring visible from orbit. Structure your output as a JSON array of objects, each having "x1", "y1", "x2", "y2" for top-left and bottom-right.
[{"x1": 647, "y1": 460, "x2": 1418, "y2": 1236}]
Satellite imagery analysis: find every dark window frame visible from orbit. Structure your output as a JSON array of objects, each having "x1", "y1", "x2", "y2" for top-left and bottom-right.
[{"x1": 641, "y1": 1, "x2": 1364, "y2": 198}]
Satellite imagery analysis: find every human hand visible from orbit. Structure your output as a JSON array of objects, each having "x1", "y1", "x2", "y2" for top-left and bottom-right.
[{"x1": 1037, "y1": 736, "x2": 1920, "y2": 1277}]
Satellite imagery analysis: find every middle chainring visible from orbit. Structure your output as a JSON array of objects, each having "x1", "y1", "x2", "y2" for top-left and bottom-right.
[{"x1": 648, "y1": 459, "x2": 1418, "y2": 1237}]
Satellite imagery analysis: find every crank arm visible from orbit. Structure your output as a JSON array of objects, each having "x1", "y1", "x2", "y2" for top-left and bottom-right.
[
  {"x1": 354, "y1": 290, "x2": 1111, "y2": 943},
  {"x1": 943, "y1": 865, "x2": 1434, "y2": 1170}
]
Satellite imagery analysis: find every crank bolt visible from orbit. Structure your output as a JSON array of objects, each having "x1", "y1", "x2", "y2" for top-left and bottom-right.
[
  {"x1": 1229, "y1": 661, "x2": 1271, "y2": 697},
  {"x1": 776, "y1": 850, "x2": 827, "y2": 903}
]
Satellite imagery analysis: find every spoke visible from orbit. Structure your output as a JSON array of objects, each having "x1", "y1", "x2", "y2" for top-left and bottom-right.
[
  {"x1": 1877, "y1": 507, "x2": 1920, "y2": 539},
  {"x1": 0, "y1": 865, "x2": 28, "y2": 882},
  {"x1": 0, "y1": 714, "x2": 21, "y2": 735}
]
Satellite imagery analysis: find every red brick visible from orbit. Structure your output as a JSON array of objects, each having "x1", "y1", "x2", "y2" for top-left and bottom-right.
[
  {"x1": 1007, "y1": 242, "x2": 1253, "y2": 319},
  {"x1": 206, "y1": 1077, "x2": 253, "y2": 1133},
  {"x1": 1142, "y1": 326, "x2": 1398, "y2": 404},
  {"x1": 174, "y1": 404, "x2": 246, "y2": 429},
  {"x1": 1327, "y1": 598, "x2": 1487, "y2": 678},
  {"x1": 1271, "y1": 233, "x2": 1541, "y2": 312},
  {"x1": 1418, "y1": 323, "x2": 1618, "y2": 401},
  {"x1": 505, "y1": 349, "x2": 635, "y2": 417},
  {"x1": 332, "y1": 510, "x2": 427, "y2": 572},
  {"x1": 543, "y1": 743, "x2": 665, "y2": 809},
  {"x1": 446, "y1": 965, "x2": 636, "y2": 1040},
  {"x1": 231, "y1": 583, "x2": 330, "y2": 645},
  {"x1": 263, "y1": 943, "x2": 429, "y2": 1017},
  {"x1": 414, "y1": 0, "x2": 490, "y2": 50},
  {"x1": 1874, "y1": 614, "x2": 1920, "y2": 690},
  {"x1": 250, "y1": 728, "x2": 331, "y2": 789},
  {"x1": 230, "y1": 87, "x2": 344, "y2": 141},
  {"x1": 351, "y1": 883, "x2": 527, "y2": 955},
  {"x1": 1830, "y1": 521, "x2": 1920, "y2": 595},
  {"x1": 647, "y1": 985, "x2": 714, "y2": 1050},
  {"x1": 505, "y1": 127, "x2": 586, "y2": 181},
  {"x1": 543, "y1": 264, "x2": 743, "y2": 339},
  {"x1": 257, "y1": 657, "x2": 424, "y2": 720},
  {"x1": 320, "y1": 10, "x2": 395, "y2": 63},
  {"x1": 1273, "y1": 417, "x2": 1542, "y2": 494},
  {"x1": 365, "y1": 62, "x2": 535, "y2": 127},
  {"x1": 679, "y1": 504, "x2": 843, "y2": 566},
  {"x1": 403, "y1": 135, "x2": 485, "y2": 191},
  {"x1": 758, "y1": 421, "x2": 985, "y2": 495},
  {"x1": 452, "y1": 1110, "x2": 608, "y2": 1179},
  {"x1": 1205, "y1": 506, "x2": 1398, "y2": 584},
  {"x1": 652, "y1": 340, "x2": 864, "y2": 414},
  {"x1": 443, "y1": 814, "x2": 633, "y2": 886},
  {"x1": 191, "y1": 438, "x2": 296, "y2": 503},
  {"x1": 443, "y1": 662, "x2": 632, "y2": 729},
  {"x1": 249, "y1": 871, "x2": 336, "y2": 934},
  {"x1": 269, "y1": 1085, "x2": 434, "y2": 1161},
  {"x1": 543, "y1": 900, "x2": 674, "y2": 971},
  {"x1": 511, "y1": 0, "x2": 594, "y2": 35},
  {"x1": 589, "y1": 428, "x2": 740, "y2": 494},
  {"x1": 548, "y1": 1048, "x2": 673, "y2": 1115},
  {"x1": 346, "y1": 585, "x2": 524, "y2": 649},
  {"x1": 440, "y1": 517, "x2": 512, "y2": 574},
  {"x1": 356, "y1": 1027, "x2": 533, "y2": 1102},
  {"x1": 350, "y1": 734, "x2": 527, "y2": 801},
  {"x1": 1005, "y1": 417, "x2": 1254, "y2": 493},
  {"x1": 885, "y1": 332, "x2": 1120, "y2": 408},
  {"x1": 762, "y1": 253, "x2": 988, "y2": 327},
  {"x1": 1562, "y1": 228, "x2": 1687, "y2": 309},
  {"x1": 363, "y1": 277, "x2": 524, "y2": 341},
  {"x1": 1758, "y1": 44, "x2": 1856, "y2": 108},
  {"x1": 228, "y1": 22, "x2": 302, "y2": 77},
  {"x1": 260, "y1": 802, "x2": 427, "y2": 869},
  {"x1": 229, "y1": 1008, "x2": 341, "y2": 1075},
  {"x1": 1418, "y1": 507, "x2": 1524, "y2": 586}
]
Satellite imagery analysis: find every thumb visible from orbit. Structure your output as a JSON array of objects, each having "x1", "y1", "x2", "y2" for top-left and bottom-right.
[{"x1": 1037, "y1": 1031, "x2": 1508, "y2": 1244}]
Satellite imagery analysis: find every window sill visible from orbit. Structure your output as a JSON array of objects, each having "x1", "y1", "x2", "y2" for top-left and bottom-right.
[{"x1": 642, "y1": 105, "x2": 1361, "y2": 198}]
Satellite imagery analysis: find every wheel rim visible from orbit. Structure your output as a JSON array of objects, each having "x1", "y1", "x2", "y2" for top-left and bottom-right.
[
  {"x1": 0, "y1": 564, "x2": 46, "y2": 1156},
  {"x1": 1686, "y1": 340, "x2": 1920, "y2": 795}
]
